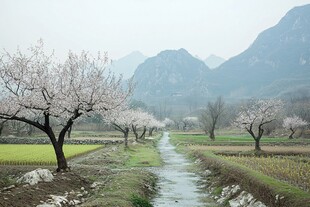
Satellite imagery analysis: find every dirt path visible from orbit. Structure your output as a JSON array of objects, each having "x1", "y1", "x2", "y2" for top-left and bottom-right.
[{"x1": 151, "y1": 132, "x2": 217, "y2": 207}]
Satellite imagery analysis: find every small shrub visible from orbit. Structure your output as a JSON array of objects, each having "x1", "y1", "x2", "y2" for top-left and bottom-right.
[
  {"x1": 212, "y1": 186, "x2": 223, "y2": 195},
  {"x1": 130, "y1": 194, "x2": 153, "y2": 207}
]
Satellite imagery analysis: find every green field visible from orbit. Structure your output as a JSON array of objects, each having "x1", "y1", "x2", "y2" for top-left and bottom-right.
[
  {"x1": 0, "y1": 144, "x2": 103, "y2": 165},
  {"x1": 170, "y1": 133, "x2": 310, "y2": 145}
]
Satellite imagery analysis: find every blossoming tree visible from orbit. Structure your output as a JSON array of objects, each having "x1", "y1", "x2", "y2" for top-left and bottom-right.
[
  {"x1": 148, "y1": 118, "x2": 165, "y2": 137},
  {"x1": 162, "y1": 118, "x2": 174, "y2": 129},
  {"x1": 182, "y1": 116, "x2": 199, "y2": 131},
  {"x1": 234, "y1": 99, "x2": 283, "y2": 151},
  {"x1": 131, "y1": 109, "x2": 154, "y2": 141},
  {"x1": 108, "y1": 109, "x2": 135, "y2": 147},
  {"x1": 0, "y1": 41, "x2": 132, "y2": 171},
  {"x1": 109, "y1": 109, "x2": 164, "y2": 146},
  {"x1": 283, "y1": 115, "x2": 308, "y2": 139}
]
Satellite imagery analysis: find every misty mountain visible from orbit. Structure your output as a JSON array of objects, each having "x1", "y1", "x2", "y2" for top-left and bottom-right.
[
  {"x1": 132, "y1": 4, "x2": 310, "y2": 104},
  {"x1": 204, "y1": 54, "x2": 226, "y2": 69},
  {"x1": 132, "y1": 48, "x2": 211, "y2": 104},
  {"x1": 209, "y1": 4, "x2": 310, "y2": 98},
  {"x1": 110, "y1": 51, "x2": 147, "y2": 79}
]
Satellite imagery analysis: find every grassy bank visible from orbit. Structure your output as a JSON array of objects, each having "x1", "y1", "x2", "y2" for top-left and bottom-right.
[
  {"x1": 82, "y1": 169, "x2": 157, "y2": 207},
  {"x1": 77, "y1": 135, "x2": 162, "y2": 207},
  {"x1": 192, "y1": 150, "x2": 310, "y2": 207}
]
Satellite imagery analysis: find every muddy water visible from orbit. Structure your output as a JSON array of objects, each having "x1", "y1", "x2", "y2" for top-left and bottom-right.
[{"x1": 151, "y1": 132, "x2": 216, "y2": 207}]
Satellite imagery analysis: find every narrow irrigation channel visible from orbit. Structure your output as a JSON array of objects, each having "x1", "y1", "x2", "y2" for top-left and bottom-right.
[{"x1": 151, "y1": 132, "x2": 217, "y2": 207}]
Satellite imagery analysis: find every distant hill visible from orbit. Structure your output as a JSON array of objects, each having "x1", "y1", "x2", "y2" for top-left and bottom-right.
[
  {"x1": 204, "y1": 54, "x2": 226, "y2": 69},
  {"x1": 132, "y1": 48, "x2": 211, "y2": 104},
  {"x1": 132, "y1": 4, "x2": 310, "y2": 104},
  {"x1": 110, "y1": 51, "x2": 147, "y2": 79},
  {"x1": 209, "y1": 4, "x2": 310, "y2": 99}
]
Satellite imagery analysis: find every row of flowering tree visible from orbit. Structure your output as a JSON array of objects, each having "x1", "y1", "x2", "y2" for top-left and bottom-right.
[
  {"x1": 108, "y1": 108, "x2": 164, "y2": 148},
  {"x1": 0, "y1": 41, "x2": 132, "y2": 171}
]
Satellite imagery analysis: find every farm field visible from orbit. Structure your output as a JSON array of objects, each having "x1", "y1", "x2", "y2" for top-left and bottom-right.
[
  {"x1": 170, "y1": 133, "x2": 310, "y2": 145},
  {"x1": 0, "y1": 133, "x2": 162, "y2": 207},
  {"x1": 189, "y1": 145, "x2": 310, "y2": 155},
  {"x1": 0, "y1": 144, "x2": 103, "y2": 165},
  {"x1": 222, "y1": 154, "x2": 310, "y2": 191},
  {"x1": 171, "y1": 131, "x2": 310, "y2": 206}
]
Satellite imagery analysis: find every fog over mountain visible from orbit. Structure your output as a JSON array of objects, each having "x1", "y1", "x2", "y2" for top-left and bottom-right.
[
  {"x1": 110, "y1": 51, "x2": 147, "y2": 79},
  {"x1": 204, "y1": 55, "x2": 226, "y2": 69},
  {"x1": 132, "y1": 4, "x2": 310, "y2": 104}
]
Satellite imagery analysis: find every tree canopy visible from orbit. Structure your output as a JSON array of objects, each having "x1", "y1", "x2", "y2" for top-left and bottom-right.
[{"x1": 0, "y1": 41, "x2": 132, "y2": 171}]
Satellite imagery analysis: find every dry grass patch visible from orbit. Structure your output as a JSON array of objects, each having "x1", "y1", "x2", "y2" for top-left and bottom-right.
[{"x1": 222, "y1": 155, "x2": 310, "y2": 191}]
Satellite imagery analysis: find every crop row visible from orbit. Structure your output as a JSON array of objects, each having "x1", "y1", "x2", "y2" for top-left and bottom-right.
[
  {"x1": 0, "y1": 144, "x2": 102, "y2": 165},
  {"x1": 222, "y1": 155, "x2": 310, "y2": 191}
]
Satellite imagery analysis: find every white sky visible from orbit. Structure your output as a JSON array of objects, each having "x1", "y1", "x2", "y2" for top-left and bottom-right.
[{"x1": 1, "y1": 0, "x2": 310, "y2": 60}]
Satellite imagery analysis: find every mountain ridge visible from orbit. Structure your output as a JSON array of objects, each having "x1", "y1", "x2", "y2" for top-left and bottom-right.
[
  {"x1": 132, "y1": 4, "x2": 310, "y2": 103},
  {"x1": 133, "y1": 48, "x2": 211, "y2": 103}
]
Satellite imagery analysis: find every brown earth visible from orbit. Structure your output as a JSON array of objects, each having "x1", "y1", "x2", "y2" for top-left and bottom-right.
[{"x1": 0, "y1": 166, "x2": 92, "y2": 207}]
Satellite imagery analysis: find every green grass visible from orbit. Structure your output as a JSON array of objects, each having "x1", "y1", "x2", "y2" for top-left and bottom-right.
[
  {"x1": 78, "y1": 138, "x2": 162, "y2": 169},
  {"x1": 0, "y1": 144, "x2": 103, "y2": 165},
  {"x1": 77, "y1": 137, "x2": 161, "y2": 206},
  {"x1": 81, "y1": 169, "x2": 156, "y2": 207},
  {"x1": 126, "y1": 144, "x2": 162, "y2": 167}
]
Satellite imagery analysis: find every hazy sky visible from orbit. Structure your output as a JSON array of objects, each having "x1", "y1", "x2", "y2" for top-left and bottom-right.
[{"x1": 1, "y1": 0, "x2": 310, "y2": 61}]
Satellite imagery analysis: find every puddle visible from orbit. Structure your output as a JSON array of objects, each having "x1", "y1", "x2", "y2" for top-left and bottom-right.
[{"x1": 151, "y1": 132, "x2": 217, "y2": 207}]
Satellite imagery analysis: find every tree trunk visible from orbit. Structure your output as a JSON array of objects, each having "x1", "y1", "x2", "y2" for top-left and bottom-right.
[
  {"x1": 132, "y1": 125, "x2": 139, "y2": 141},
  {"x1": 0, "y1": 122, "x2": 5, "y2": 136},
  {"x1": 54, "y1": 144, "x2": 68, "y2": 172},
  {"x1": 47, "y1": 118, "x2": 70, "y2": 172},
  {"x1": 49, "y1": 135, "x2": 68, "y2": 172},
  {"x1": 209, "y1": 130, "x2": 215, "y2": 141},
  {"x1": 124, "y1": 127, "x2": 129, "y2": 148},
  {"x1": 140, "y1": 126, "x2": 146, "y2": 140},
  {"x1": 149, "y1": 127, "x2": 155, "y2": 137},
  {"x1": 255, "y1": 138, "x2": 261, "y2": 151},
  {"x1": 289, "y1": 128, "x2": 295, "y2": 139},
  {"x1": 209, "y1": 124, "x2": 216, "y2": 141}
]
